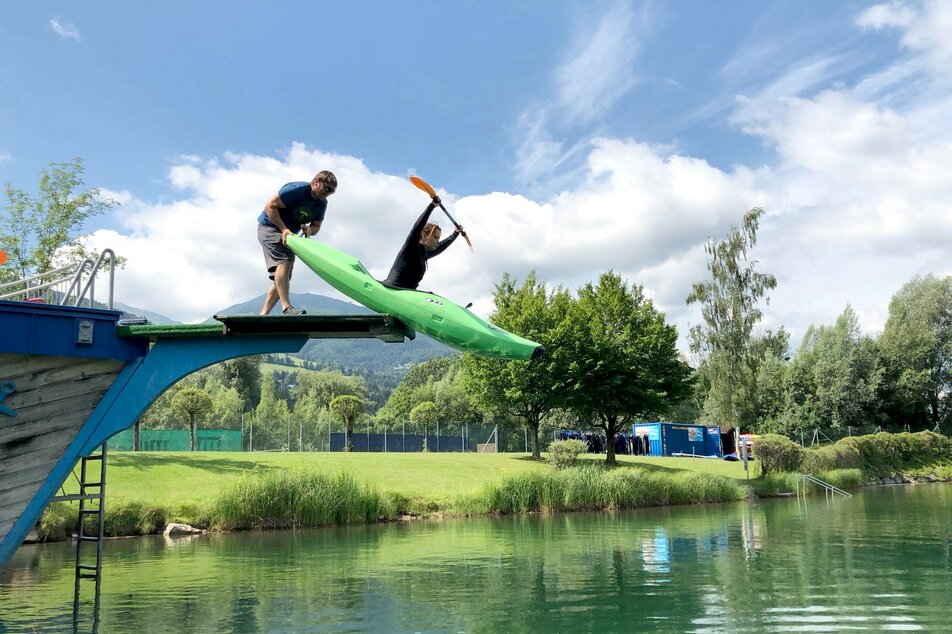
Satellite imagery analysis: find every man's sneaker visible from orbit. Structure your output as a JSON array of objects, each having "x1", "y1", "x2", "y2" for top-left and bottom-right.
[{"x1": 282, "y1": 306, "x2": 306, "y2": 315}]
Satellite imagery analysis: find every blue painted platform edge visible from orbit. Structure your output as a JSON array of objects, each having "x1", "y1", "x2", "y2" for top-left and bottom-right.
[{"x1": 0, "y1": 300, "x2": 147, "y2": 361}]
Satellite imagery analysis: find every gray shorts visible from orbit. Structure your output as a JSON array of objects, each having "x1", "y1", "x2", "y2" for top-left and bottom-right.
[{"x1": 257, "y1": 223, "x2": 295, "y2": 281}]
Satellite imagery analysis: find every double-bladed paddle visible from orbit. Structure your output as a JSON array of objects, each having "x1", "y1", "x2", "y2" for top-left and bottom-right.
[{"x1": 409, "y1": 176, "x2": 473, "y2": 252}]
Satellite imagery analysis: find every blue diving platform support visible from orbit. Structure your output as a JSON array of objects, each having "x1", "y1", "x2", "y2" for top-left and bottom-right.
[{"x1": 0, "y1": 301, "x2": 411, "y2": 566}]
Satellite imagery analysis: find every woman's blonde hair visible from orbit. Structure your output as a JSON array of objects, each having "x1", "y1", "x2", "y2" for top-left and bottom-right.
[{"x1": 421, "y1": 222, "x2": 441, "y2": 240}]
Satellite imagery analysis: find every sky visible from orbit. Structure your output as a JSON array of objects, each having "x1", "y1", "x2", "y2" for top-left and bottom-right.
[{"x1": 1, "y1": 1, "x2": 951, "y2": 353}]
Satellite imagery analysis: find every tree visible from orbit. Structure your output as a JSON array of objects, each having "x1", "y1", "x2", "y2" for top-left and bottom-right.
[
  {"x1": 376, "y1": 357, "x2": 456, "y2": 426},
  {"x1": 409, "y1": 401, "x2": 438, "y2": 450},
  {"x1": 461, "y1": 271, "x2": 571, "y2": 458},
  {"x1": 879, "y1": 275, "x2": 952, "y2": 430},
  {"x1": 686, "y1": 208, "x2": 777, "y2": 430},
  {"x1": 786, "y1": 306, "x2": 882, "y2": 432},
  {"x1": 295, "y1": 370, "x2": 367, "y2": 410},
  {"x1": 330, "y1": 395, "x2": 365, "y2": 452},
  {"x1": 171, "y1": 388, "x2": 214, "y2": 451},
  {"x1": 209, "y1": 387, "x2": 244, "y2": 430},
  {"x1": 253, "y1": 373, "x2": 289, "y2": 450},
  {"x1": 0, "y1": 157, "x2": 116, "y2": 284},
  {"x1": 562, "y1": 272, "x2": 693, "y2": 464}
]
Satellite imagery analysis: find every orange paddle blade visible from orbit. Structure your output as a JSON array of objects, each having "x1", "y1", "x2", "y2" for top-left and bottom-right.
[
  {"x1": 0, "y1": 250, "x2": 7, "y2": 266},
  {"x1": 409, "y1": 175, "x2": 437, "y2": 198}
]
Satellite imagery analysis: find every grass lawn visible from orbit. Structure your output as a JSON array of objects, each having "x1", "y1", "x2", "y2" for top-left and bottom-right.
[{"x1": 68, "y1": 451, "x2": 753, "y2": 509}]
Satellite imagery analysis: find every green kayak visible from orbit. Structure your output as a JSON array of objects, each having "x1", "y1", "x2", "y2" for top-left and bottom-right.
[{"x1": 287, "y1": 235, "x2": 544, "y2": 361}]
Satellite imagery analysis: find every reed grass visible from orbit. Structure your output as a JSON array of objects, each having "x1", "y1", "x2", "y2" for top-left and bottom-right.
[
  {"x1": 469, "y1": 466, "x2": 747, "y2": 514},
  {"x1": 211, "y1": 470, "x2": 399, "y2": 530}
]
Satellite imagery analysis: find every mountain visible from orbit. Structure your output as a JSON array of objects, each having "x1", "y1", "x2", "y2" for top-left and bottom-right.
[
  {"x1": 210, "y1": 292, "x2": 373, "y2": 319},
  {"x1": 213, "y1": 293, "x2": 454, "y2": 374},
  {"x1": 113, "y1": 293, "x2": 453, "y2": 404},
  {"x1": 112, "y1": 300, "x2": 181, "y2": 325}
]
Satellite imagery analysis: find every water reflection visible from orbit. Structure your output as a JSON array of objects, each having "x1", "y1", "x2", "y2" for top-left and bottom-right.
[{"x1": 1, "y1": 485, "x2": 949, "y2": 633}]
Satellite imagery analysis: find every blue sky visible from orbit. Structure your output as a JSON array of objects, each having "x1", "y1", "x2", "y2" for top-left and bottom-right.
[{"x1": 1, "y1": 1, "x2": 951, "y2": 351}]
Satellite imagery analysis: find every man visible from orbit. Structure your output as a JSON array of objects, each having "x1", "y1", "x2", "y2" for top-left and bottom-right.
[
  {"x1": 257, "y1": 170, "x2": 337, "y2": 315},
  {"x1": 382, "y1": 196, "x2": 462, "y2": 290}
]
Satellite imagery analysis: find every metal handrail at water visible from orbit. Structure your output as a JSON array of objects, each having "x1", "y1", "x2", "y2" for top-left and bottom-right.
[
  {"x1": 0, "y1": 248, "x2": 115, "y2": 309},
  {"x1": 796, "y1": 473, "x2": 853, "y2": 500}
]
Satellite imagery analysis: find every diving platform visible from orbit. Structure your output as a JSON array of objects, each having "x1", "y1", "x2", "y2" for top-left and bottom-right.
[{"x1": 0, "y1": 299, "x2": 413, "y2": 567}]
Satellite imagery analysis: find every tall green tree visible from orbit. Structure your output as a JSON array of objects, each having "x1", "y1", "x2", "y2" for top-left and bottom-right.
[
  {"x1": 786, "y1": 306, "x2": 882, "y2": 432},
  {"x1": 461, "y1": 271, "x2": 571, "y2": 458},
  {"x1": 171, "y1": 387, "x2": 214, "y2": 451},
  {"x1": 879, "y1": 275, "x2": 952, "y2": 430},
  {"x1": 253, "y1": 373, "x2": 289, "y2": 450},
  {"x1": 0, "y1": 157, "x2": 116, "y2": 283},
  {"x1": 409, "y1": 401, "x2": 438, "y2": 450},
  {"x1": 562, "y1": 272, "x2": 693, "y2": 464},
  {"x1": 686, "y1": 208, "x2": 777, "y2": 430},
  {"x1": 330, "y1": 395, "x2": 365, "y2": 452}
]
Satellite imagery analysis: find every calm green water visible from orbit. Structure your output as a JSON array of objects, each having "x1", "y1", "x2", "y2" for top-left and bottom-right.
[{"x1": 1, "y1": 484, "x2": 950, "y2": 633}]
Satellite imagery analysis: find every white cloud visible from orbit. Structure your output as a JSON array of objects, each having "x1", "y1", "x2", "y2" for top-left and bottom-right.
[
  {"x1": 858, "y1": 0, "x2": 952, "y2": 72},
  {"x1": 514, "y1": 3, "x2": 649, "y2": 186},
  {"x1": 49, "y1": 17, "x2": 81, "y2": 41},
  {"x1": 0, "y1": 151, "x2": 11, "y2": 164},
  {"x1": 97, "y1": 188, "x2": 132, "y2": 205},
  {"x1": 555, "y1": 4, "x2": 644, "y2": 125}
]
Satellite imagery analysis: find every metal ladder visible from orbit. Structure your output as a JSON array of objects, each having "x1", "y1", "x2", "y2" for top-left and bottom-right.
[
  {"x1": 52, "y1": 444, "x2": 108, "y2": 592},
  {"x1": 796, "y1": 473, "x2": 852, "y2": 500}
]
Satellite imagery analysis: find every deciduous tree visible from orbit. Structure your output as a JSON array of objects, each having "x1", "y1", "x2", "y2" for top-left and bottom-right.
[
  {"x1": 330, "y1": 395, "x2": 365, "y2": 452},
  {"x1": 171, "y1": 387, "x2": 214, "y2": 451},
  {"x1": 686, "y1": 208, "x2": 777, "y2": 430},
  {"x1": 461, "y1": 272, "x2": 571, "y2": 458},
  {"x1": 563, "y1": 272, "x2": 693, "y2": 464},
  {"x1": 1, "y1": 157, "x2": 116, "y2": 284},
  {"x1": 879, "y1": 275, "x2": 952, "y2": 430}
]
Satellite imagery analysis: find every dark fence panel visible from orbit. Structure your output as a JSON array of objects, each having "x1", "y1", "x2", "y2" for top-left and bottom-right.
[{"x1": 329, "y1": 432, "x2": 466, "y2": 452}]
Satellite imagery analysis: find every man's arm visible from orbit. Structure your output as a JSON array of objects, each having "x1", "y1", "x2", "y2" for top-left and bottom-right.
[
  {"x1": 302, "y1": 220, "x2": 323, "y2": 236},
  {"x1": 263, "y1": 193, "x2": 291, "y2": 242}
]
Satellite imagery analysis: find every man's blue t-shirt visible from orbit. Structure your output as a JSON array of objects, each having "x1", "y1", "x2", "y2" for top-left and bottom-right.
[{"x1": 257, "y1": 182, "x2": 328, "y2": 233}]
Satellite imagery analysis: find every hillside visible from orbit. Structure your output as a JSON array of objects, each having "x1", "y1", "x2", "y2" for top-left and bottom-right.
[{"x1": 116, "y1": 292, "x2": 453, "y2": 401}]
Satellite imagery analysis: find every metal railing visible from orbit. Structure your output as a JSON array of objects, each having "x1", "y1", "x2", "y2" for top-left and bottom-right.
[
  {"x1": 0, "y1": 249, "x2": 116, "y2": 309},
  {"x1": 796, "y1": 473, "x2": 853, "y2": 500}
]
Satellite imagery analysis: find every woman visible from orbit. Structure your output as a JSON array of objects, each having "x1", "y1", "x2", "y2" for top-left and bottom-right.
[{"x1": 382, "y1": 196, "x2": 462, "y2": 290}]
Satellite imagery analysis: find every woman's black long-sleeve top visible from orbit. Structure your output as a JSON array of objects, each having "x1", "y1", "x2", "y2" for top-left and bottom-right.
[{"x1": 382, "y1": 204, "x2": 459, "y2": 290}]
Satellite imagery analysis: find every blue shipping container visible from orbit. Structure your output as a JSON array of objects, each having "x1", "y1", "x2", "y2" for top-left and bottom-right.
[{"x1": 631, "y1": 422, "x2": 723, "y2": 457}]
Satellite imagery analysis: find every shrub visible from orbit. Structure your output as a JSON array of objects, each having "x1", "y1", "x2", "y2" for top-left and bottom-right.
[
  {"x1": 755, "y1": 434, "x2": 804, "y2": 474},
  {"x1": 802, "y1": 437, "x2": 862, "y2": 473},
  {"x1": 547, "y1": 439, "x2": 588, "y2": 470},
  {"x1": 850, "y1": 431, "x2": 952, "y2": 475}
]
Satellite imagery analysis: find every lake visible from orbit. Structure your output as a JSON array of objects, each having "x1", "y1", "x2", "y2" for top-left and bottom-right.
[{"x1": 1, "y1": 484, "x2": 949, "y2": 632}]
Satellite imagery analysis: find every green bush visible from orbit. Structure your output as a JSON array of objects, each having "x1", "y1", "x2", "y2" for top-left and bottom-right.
[
  {"x1": 754, "y1": 434, "x2": 804, "y2": 474},
  {"x1": 547, "y1": 439, "x2": 588, "y2": 470},
  {"x1": 802, "y1": 437, "x2": 862, "y2": 472},
  {"x1": 850, "y1": 432, "x2": 952, "y2": 475}
]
